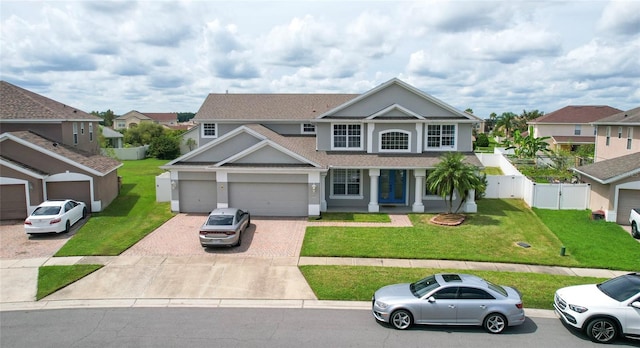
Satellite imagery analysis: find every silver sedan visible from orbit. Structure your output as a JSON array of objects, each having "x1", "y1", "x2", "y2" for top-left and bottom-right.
[
  {"x1": 199, "y1": 208, "x2": 250, "y2": 247},
  {"x1": 372, "y1": 273, "x2": 525, "y2": 333}
]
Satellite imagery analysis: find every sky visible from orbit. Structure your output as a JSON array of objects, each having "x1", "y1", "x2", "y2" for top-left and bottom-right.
[{"x1": 1, "y1": 0, "x2": 639, "y2": 119}]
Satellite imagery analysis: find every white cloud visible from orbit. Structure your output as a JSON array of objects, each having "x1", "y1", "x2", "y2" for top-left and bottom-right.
[{"x1": 597, "y1": 0, "x2": 640, "y2": 36}]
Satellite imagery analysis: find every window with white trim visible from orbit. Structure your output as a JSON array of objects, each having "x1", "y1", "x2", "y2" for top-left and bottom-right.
[
  {"x1": 426, "y1": 125, "x2": 455, "y2": 149},
  {"x1": 331, "y1": 169, "x2": 362, "y2": 198},
  {"x1": 574, "y1": 125, "x2": 581, "y2": 135},
  {"x1": 627, "y1": 127, "x2": 633, "y2": 150},
  {"x1": 202, "y1": 123, "x2": 217, "y2": 138},
  {"x1": 606, "y1": 126, "x2": 611, "y2": 146},
  {"x1": 618, "y1": 126, "x2": 623, "y2": 138},
  {"x1": 301, "y1": 123, "x2": 316, "y2": 134},
  {"x1": 81, "y1": 122, "x2": 85, "y2": 135},
  {"x1": 332, "y1": 124, "x2": 362, "y2": 150},
  {"x1": 380, "y1": 130, "x2": 410, "y2": 152},
  {"x1": 89, "y1": 123, "x2": 94, "y2": 142},
  {"x1": 73, "y1": 122, "x2": 78, "y2": 144}
]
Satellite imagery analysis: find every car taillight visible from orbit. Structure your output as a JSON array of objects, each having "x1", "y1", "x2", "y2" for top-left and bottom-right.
[
  {"x1": 516, "y1": 303, "x2": 523, "y2": 309},
  {"x1": 24, "y1": 220, "x2": 32, "y2": 225},
  {"x1": 50, "y1": 218, "x2": 61, "y2": 224}
]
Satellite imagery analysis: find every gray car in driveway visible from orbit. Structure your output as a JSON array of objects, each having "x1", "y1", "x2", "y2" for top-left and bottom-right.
[
  {"x1": 199, "y1": 208, "x2": 250, "y2": 247},
  {"x1": 372, "y1": 273, "x2": 525, "y2": 333}
]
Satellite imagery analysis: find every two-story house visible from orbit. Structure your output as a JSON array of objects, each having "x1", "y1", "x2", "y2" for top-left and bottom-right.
[
  {"x1": 161, "y1": 78, "x2": 482, "y2": 217},
  {"x1": 114, "y1": 111, "x2": 179, "y2": 130},
  {"x1": 0, "y1": 81, "x2": 121, "y2": 220},
  {"x1": 528, "y1": 105, "x2": 622, "y2": 152},
  {"x1": 572, "y1": 106, "x2": 640, "y2": 225}
]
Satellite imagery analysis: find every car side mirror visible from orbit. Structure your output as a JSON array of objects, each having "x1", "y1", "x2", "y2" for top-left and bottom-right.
[
  {"x1": 631, "y1": 301, "x2": 640, "y2": 309},
  {"x1": 427, "y1": 296, "x2": 436, "y2": 303}
]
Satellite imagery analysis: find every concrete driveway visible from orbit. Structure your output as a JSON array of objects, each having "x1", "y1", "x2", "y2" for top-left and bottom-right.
[{"x1": 2, "y1": 214, "x2": 316, "y2": 303}]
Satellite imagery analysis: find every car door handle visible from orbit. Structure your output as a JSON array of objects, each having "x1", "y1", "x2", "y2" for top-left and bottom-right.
[
  {"x1": 480, "y1": 305, "x2": 486, "y2": 309},
  {"x1": 448, "y1": 305, "x2": 456, "y2": 309}
]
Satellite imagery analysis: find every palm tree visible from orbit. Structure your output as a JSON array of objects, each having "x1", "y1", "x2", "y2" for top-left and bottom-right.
[
  {"x1": 427, "y1": 152, "x2": 484, "y2": 214},
  {"x1": 495, "y1": 112, "x2": 517, "y2": 139}
]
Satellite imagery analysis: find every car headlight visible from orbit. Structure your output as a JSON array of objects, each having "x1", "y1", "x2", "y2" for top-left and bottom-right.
[
  {"x1": 568, "y1": 304, "x2": 588, "y2": 313},
  {"x1": 375, "y1": 300, "x2": 389, "y2": 309}
]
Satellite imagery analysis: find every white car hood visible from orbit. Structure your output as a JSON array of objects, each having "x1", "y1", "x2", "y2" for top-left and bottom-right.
[{"x1": 557, "y1": 284, "x2": 618, "y2": 306}]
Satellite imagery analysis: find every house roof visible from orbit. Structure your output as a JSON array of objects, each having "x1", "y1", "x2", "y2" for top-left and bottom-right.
[
  {"x1": 1, "y1": 131, "x2": 122, "y2": 176},
  {"x1": 0, "y1": 81, "x2": 100, "y2": 122},
  {"x1": 573, "y1": 152, "x2": 640, "y2": 184},
  {"x1": 528, "y1": 105, "x2": 622, "y2": 124},
  {"x1": 591, "y1": 106, "x2": 640, "y2": 125},
  {"x1": 551, "y1": 135, "x2": 595, "y2": 144},
  {"x1": 194, "y1": 94, "x2": 359, "y2": 121},
  {"x1": 115, "y1": 110, "x2": 152, "y2": 121},
  {"x1": 143, "y1": 112, "x2": 178, "y2": 123},
  {"x1": 101, "y1": 126, "x2": 124, "y2": 138}
]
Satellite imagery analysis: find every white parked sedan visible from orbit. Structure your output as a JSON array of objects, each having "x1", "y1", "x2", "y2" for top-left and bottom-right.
[
  {"x1": 24, "y1": 199, "x2": 87, "y2": 234},
  {"x1": 554, "y1": 273, "x2": 640, "y2": 344}
]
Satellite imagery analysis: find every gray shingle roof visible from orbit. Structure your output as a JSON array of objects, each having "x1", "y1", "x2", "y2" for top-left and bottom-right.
[
  {"x1": 573, "y1": 152, "x2": 640, "y2": 183},
  {"x1": 529, "y1": 105, "x2": 622, "y2": 124},
  {"x1": 194, "y1": 94, "x2": 359, "y2": 121},
  {"x1": 0, "y1": 81, "x2": 100, "y2": 121},
  {"x1": 592, "y1": 106, "x2": 640, "y2": 125},
  {"x1": 4, "y1": 131, "x2": 121, "y2": 175}
]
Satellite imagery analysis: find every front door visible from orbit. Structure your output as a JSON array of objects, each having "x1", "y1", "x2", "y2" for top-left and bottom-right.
[{"x1": 379, "y1": 170, "x2": 406, "y2": 204}]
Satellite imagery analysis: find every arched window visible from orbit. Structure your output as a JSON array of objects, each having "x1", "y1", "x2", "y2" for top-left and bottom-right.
[{"x1": 380, "y1": 130, "x2": 410, "y2": 152}]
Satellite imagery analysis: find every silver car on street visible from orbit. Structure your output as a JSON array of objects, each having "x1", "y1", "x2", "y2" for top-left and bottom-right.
[
  {"x1": 199, "y1": 208, "x2": 250, "y2": 247},
  {"x1": 372, "y1": 273, "x2": 525, "y2": 333}
]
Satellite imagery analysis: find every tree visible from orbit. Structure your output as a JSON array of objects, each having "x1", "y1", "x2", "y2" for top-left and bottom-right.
[
  {"x1": 149, "y1": 135, "x2": 180, "y2": 159},
  {"x1": 91, "y1": 110, "x2": 116, "y2": 127},
  {"x1": 506, "y1": 128, "x2": 551, "y2": 159},
  {"x1": 177, "y1": 112, "x2": 196, "y2": 122},
  {"x1": 124, "y1": 122, "x2": 165, "y2": 146},
  {"x1": 514, "y1": 109, "x2": 544, "y2": 133},
  {"x1": 475, "y1": 133, "x2": 490, "y2": 148},
  {"x1": 495, "y1": 112, "x2": 517, "y2": 138},
  {"x1": 427, "y1": 152, "x2": 484, "y2": 214}
]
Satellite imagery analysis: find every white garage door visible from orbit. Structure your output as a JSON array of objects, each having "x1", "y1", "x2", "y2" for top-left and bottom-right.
[
  {"x1": 229, "y1": 183, "x2": 307, "y2": 216},
  {"x1": 179, "y1": 180, "x2": 217, "y2": 213},
  {"x1": 617, "y1": 189, "x2": 640, "y2": 225}
]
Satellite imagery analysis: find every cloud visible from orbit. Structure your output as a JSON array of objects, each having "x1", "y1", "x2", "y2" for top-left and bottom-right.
[
  {"x1": 597, "y1": 1, "x2": 640, "y2": 36},
  {"x1": 199, "y1": 20, "x2": 260, "y2": 79}
]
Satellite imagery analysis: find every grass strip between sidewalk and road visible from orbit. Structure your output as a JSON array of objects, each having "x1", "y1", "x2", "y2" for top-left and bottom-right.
[
  {"x1": 37, "y1": 264, "x2": 103, "y2": 300},
  {"x1": 299, "y1": 265, "x2": 607, "y2": 310}
]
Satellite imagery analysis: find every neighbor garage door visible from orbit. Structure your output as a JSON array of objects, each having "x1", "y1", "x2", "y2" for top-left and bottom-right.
[
  {"x1": 179, "y1": 180, "x2": 217, "y2": 213},
  {"x1": 229, "y1": 183, "x2": 307, "y2": 216},
  {"x1": 0, "y1": 184, "x2": 27, "y2": 220},
  {"x1": 47, "y1": 181, "x2": 91, "y2": 212},
  {"x1": 617, "y1": 189, "x2": 640, "y2": 225}
]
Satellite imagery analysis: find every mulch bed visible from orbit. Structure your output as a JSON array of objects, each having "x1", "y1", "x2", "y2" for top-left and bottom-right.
[{"x1": 429, "y1": 213, "x2": 466, "y2": 226}]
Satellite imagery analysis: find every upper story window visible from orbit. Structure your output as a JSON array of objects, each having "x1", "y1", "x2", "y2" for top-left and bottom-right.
[
  {"x1": 627, "y1": 127, "x2": 633, "y2": 150},
  {"x1": 618, "y1": 127, "x2": 623, "y2": 138},
  {"x1": 81, "y1": 122, "x2": 85, "y2": 135},
  {"x1": 89, "y1": 123, "x2": 94, "y2": 142},
  {"x1": 574, "y1": 125, "x2": 581, "y2": 135},
  {"x1": 73, "y1": 122, "x2": 78, "y2": 144},
  {"x1": 331, "y1": 169, "x2": 362, "y2": 198},
  {"x1": 426, "y1": 124, "x2": 455, "y2": 150},
  {"x1": 202, "y1": 123, "x2": 217, "y2": 138},
  {"x1": 332, "y1": 124, "x2": 362, "y2": 150},
  {"x1": 380, "y1": 130, "x2": 410, "y2": 152},
  {"x1": 117, "y1": 121, "x2": 126, "y2": 129},
  {"x1": 301, "y1": 123, "x2": 316, "y2": 134},
  {"x1": 606, "y1": 126, "x2": 611, "y2": 146}
]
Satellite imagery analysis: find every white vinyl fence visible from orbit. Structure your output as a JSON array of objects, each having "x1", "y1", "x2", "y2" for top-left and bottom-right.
[{"x1": 477, "y1": 152, "x2": 590, "y2": 210}]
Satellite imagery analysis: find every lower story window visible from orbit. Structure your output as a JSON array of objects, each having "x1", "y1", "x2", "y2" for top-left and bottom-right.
[{"x1": 332, "y1": 169, "x2": 361, "y2": 197}]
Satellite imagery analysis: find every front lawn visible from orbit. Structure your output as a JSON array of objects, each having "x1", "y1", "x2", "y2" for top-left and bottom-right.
[
  {"x1": 55, "y1": 159, "x2": 175, "y2": 256},
  {"x1": 37, "y1": 264, "x2": 102, "y2": 300},
  {"x1": 299, "y1": 265, "x2": 605, "y2": 310},
  {"x1": 301, "y1": 199, "x2": 639, "y2": 271},
  {"x1": 310, "y1": 212, "x2": 391, "y2": 223}
]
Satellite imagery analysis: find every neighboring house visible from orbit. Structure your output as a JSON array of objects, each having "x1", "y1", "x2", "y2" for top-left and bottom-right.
[
  {"x1": 114, "y1": 111, "x2": 178, "y2": 130},
  {"x1": 179, "y1": 125, "x2": 199, "y2": 155},
  {"x1": 161, "y1": 78, "x2": 482, "y2": 217},
  {"x1": 528, "y1": 105, "x2": 622, "y2": 152},
  {"x1": 0, "y1": 81, "x2": 121, "y2": 220},
  {"x1": 101, "y1": 126, "x2": 124, "y2": 148},
  {"x1": 572, "y1": 106, "x2": 640, "y2": 224}
]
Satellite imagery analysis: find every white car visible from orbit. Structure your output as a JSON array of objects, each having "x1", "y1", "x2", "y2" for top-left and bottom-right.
[
  {"x1": 554, "y1": 273, "x2": 640, "y2": 344},
  {"x1": 24, "y1": 199, "x2": 87, "y2": 234}
]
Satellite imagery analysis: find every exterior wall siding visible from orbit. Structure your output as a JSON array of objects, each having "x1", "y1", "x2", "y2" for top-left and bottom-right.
[
  {"x1": 189, "y1": 132, "x2": 261, "y2": 162},
  {"x1": 595, "y1": 125, "x2": 640, "y2": 162}
]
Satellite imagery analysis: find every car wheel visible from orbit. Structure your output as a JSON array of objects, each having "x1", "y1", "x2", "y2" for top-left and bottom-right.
[
  {"x1": 483, "y1": 313, "x2": 507, "y2": 334},
  {"x1": 586, "y1": 318, "x2": 618, "y2": 344},
  {"x1": 82, "y1": 208, "x2": 87, "y2": 220},
  {"x1": 632, "y1": 222, "x2": 639, "y2": 239},
  {"x1": 234, "y1": 232, "x2": 242, "y2": 247},
  {"x1": 390, "y1": 309, "x2": 412, "y2": 330},
  {"x1": 63, "y1": 220, "x2": 71, "y2": 233}
]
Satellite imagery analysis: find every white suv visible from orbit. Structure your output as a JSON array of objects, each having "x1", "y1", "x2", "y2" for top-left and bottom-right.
[{"x1": 554, "y1": 273, "x2": 640, "y2": 344}]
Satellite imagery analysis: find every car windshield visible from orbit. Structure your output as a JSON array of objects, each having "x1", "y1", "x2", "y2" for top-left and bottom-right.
[
  {"x1": 32, "y1": 206, "x2": 61, "y2": 216},
  {"x1": 410, "y1": 275, "x2": 441, "y2": 298},
  {"x1": 207, "y1": 215, "x2": 234, "y2": 226},
  {"x1": 598, "y1": 274, "x2": 640, "y2": 302}
]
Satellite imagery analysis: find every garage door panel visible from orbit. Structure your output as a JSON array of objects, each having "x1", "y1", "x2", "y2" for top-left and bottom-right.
[
  {"x1": 180, "y1": 180, "x2": 217, "y2": 213},
  {"x1": 0, "y1": 184, "x2": 27, "y2": 220},
  {"x1": 47, "y1": 181, "x2": 91, "y2": 212},
  {"x1": 230, "y1": 183, "x2": 307, "y2": 217},
  {"x1": 617, "y1": 189, "x2": 640, "y2": 225}
]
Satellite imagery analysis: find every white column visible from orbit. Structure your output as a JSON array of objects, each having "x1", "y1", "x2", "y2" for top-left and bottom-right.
[
  {"x1": 320, "y1": 172, "x2": 328, "y2": 212},
  {"x1": 413, "y1": 169, "x2": 425, "y2": 213},
  {"x1": 368, "y1": 169, "x2": 380, "y2": 212},
  {"x1": 464, "y1": 189, "x2": 478, "y2": 213}
]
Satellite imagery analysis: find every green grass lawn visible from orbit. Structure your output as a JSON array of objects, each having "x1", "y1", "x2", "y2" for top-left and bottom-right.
[
  {"x1": 481, "y1": 167, "x2": 503, "y2": 175},
  {"x1": 301, "y1": 199, "x2": 639, "y2": 271},
  {"x1": 37, "y1": 264, "x2": 102, "y2": 300},
  {"x1": 309, "y1": 212, "x2": 391, "y2": 222},
  {"x1": 299, "y1": 265, "x2": 605, "y2": 310},
  {"x1": 55, "y1": 159, "x2": 175, "y2": 256}
]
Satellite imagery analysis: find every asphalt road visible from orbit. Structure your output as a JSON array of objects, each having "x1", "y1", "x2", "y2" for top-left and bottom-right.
[{"x1": 2, "y1": 308, "x2": 638, "y2": 348}]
